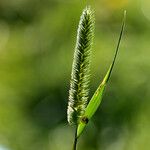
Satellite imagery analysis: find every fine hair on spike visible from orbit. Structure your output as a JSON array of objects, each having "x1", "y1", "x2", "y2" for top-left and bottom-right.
[{"x1": 67, "y1": 6, "x2": 95, "y2": 125}]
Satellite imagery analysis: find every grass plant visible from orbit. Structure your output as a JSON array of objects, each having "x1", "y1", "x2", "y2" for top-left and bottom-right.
[{"x1": 67, "y1": 6, "x2": 126, "y2": 150}]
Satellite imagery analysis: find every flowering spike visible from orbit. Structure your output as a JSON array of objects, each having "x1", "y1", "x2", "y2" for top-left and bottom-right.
[{"x1": 67, "y1": 6, "x2": 95, "y2": 125}]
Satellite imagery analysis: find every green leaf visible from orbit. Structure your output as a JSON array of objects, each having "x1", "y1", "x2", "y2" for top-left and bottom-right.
[{"x1": 77, "y1": 10, "x2": 126, "y2": 138}]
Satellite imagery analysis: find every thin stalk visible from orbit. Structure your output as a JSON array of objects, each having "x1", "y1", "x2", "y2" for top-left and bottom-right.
[{"x1": 73, "y1": 126, "x2": 78, "y2": 150}]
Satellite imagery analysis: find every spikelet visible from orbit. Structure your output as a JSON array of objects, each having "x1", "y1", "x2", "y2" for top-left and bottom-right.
[{"x1": 67, "y1": 6, "x2": 95, "y2": 125}]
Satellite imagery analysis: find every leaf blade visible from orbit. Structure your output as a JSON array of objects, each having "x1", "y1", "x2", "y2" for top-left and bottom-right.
[{"x1": 77, "y1": 10, "x2": 126, "y2": 138}]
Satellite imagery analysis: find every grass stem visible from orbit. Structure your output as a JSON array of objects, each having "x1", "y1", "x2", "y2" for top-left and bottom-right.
[{"x1": 73, "y1": 126, "x2": 78, "y2": 150}]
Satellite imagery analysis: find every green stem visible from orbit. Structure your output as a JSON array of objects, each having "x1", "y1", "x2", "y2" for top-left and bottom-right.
[{"x1": 73, "y1": 126, "x2": 78, "y2": 150}]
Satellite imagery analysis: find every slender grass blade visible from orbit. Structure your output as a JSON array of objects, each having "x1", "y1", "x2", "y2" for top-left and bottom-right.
[{"x1": 77, "y1": 10, "x2": 126, "y2": 138}]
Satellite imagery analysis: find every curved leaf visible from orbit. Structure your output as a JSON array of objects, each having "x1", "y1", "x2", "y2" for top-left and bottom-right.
[{"x1": 77, "y1": 10, "x2": 126, "y2": 138}]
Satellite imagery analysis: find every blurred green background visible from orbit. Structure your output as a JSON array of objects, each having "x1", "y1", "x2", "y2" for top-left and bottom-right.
[{"x1": 0, "y1": 0, "x2": 150, "y2": 150}]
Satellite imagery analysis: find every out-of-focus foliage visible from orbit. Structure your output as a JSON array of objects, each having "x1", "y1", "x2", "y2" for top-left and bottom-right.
[{"x1": 0, "y1": 0, "x2": 149, "y2": 150}]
